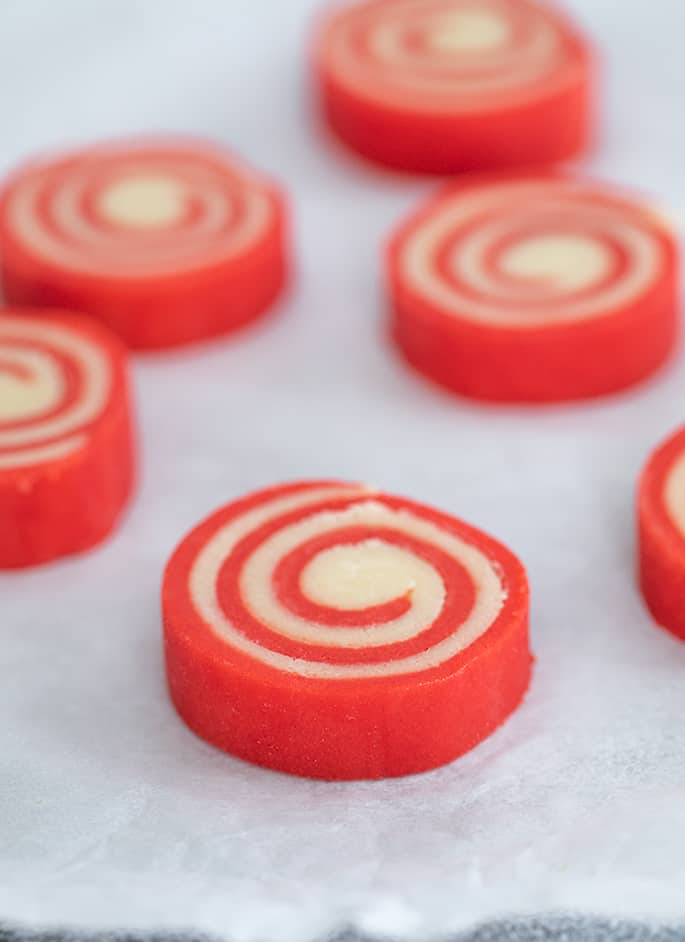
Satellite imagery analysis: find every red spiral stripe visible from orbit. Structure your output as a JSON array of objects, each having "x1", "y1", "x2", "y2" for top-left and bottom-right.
[
  {"x1": 0, "y1": 309, "x2": 134, "y2": 568},
  {"x1": 0, "y1": 140, "x2": 288, "y2": 350},
  {"x1": 162, "y1": 480, "x2": 531, "y2": 779},
  {"x1": 388, "y1": 174, "x2": 679, "y2": 402},
  {"x1": 315, "y1": 0, "x2": 593, "y2": 172}
]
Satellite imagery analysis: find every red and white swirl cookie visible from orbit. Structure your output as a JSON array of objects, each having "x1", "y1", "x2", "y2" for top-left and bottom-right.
[
  {"x1": 163, "y1": 480, "x2": 531, "y2": 780},
  {"x1": 0, "y1": 310, "x2": 134, "y2": 568},
  {"x1": 638, "y1": 426, "x2": 685, "y2": 642},
  {"x1": 315, "y1": 0, "x2": 593, "y2": 173},
  {"x1": 0, "y1": 140, "x2": 288, "y2": 350},
  {"x1": 388, "y1": 174, "x2": 679, "y2": 402}
]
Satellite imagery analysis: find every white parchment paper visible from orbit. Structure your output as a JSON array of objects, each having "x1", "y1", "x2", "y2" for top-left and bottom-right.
[{"x1": 1, "y1": 1, "x2": 685, "y2": 939}]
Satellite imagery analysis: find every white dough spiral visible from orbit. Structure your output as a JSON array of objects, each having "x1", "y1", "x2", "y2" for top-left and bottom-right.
[
  {"x1": 3, "y1": 145, "x2": 274, "y2": 277},
  {"x1": 0, "y1": 315, "x2": 111, "y2": 470},
  {"x1": 396, "y1": 177, "x2": 666, "y2": 326},
  {"x1": 186, "y1": 483, "x2": 507, "y2": 679},
  {"x1": 322, "y1": 0, "x2": 583, "y2": 110}
]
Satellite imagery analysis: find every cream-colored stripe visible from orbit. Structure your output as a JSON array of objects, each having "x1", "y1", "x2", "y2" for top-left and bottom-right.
[
  {"x1": 0, "y1": 317, "x2": 110, "y2": 467},
  {"x1": 0, "y1": 346, "x2": 65, "y2": 422},
  {"x1": 0, "y1": 434, "x2": 84, "y2": 470},
  {"x1": 664, "y1": 452, "x2": 685, "y2": 538},
  {"x1": 327, "y1": 0, "x2": 568, "y2": 109},
  {"x1": 400, "y1": 181, "x2": 662, "y2": 326},
  {"x1": 7, "y1": 158, "x2": 272, "y2": 277},
  {"x1": 240, "y1": 501, "x2": 446, "y2": 647},
  {"x1": 189, "y1": 486, "x2": 505, "y2": 679}
]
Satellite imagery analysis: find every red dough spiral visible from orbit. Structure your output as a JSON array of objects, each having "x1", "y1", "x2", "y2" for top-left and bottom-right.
[
  {"x1": 638, "y1": 426, "x2": 685, "y2": 642},
  {"x1": 315, "y1": 0, "x2": 593, "y2": 173},
  {"x1": 0, "y1": 310, "x2": 134, "y2": 568},
  {"x1": 162, "y1": 481, "x2": 531, "y2": 780},
  {"x1": 0, "y1": 140, "x2": 288, "y2": 350},
  {"x1": 388, "y1": 174, "x2": 679, "y2": 402}
]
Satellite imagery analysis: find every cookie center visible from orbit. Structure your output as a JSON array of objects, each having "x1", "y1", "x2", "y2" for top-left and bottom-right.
[
  {"x1": 98, "y1": 173, "x2": 187, "y2": 228},
  {"x1": 500, "y1": 233, "x2": 611, "y2": 291},
  {"x1": 300, "y1": 539, "x2": 418, "y2": 610},
  {"x1": 430, "y1": 9, "x2": 510, "y2": 53}
]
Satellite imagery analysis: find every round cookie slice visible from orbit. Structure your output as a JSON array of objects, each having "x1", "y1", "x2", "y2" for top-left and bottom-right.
[
  {"x1": 639, "y1": 426, "x2": 685, "y2": 642},
  {"x1": 388, "y1": 173, "x2": 679, "y2": 402},
  {"x1": 315, "y1": 0, "x2": 594, "y2": 173},
  {"x1": 162, "y1": 480, "x2": 531, "y2": 780},
  {"x1": 0, "y1": 140, "x2": 288, "y2": 350},
  {"x1": 0, "y1": 309, "x2": 134, "y2": 568}
]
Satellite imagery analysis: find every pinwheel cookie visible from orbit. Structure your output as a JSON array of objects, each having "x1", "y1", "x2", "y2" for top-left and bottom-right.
[
  {"x1": 315, "y1": 0, "x2": 593, "y2": 173},
  {"x1": 0, "y1": 310, "x2": 134, "y2": 568},
  {"x1": 388, "y1": 174, "x2": 678, "y2": 402},
  {"x1": 639, "y1": 426, "x2": 685, "y2": 642},
  {"x1": 0, "y1": 140, "x2": 288, "y2": 350},
  {"x1": 163, "y1": 481, "x2": 531, "y2": 780}
]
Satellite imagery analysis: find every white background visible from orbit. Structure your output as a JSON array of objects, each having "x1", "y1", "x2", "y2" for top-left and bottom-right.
[{"x1": 2, "y1": 1, "x2": 685, "y2": 940}]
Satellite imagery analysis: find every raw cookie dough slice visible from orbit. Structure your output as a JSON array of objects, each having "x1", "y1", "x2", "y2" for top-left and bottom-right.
[
  {"x1": 639, "y1": 426, "x2": 685, "y2": 642},
  {"x1": 315, "y1": 0, "x2": 593, "y2": 173},
  {"x1": 0, "y1": 140, "x2": 288, "y2": 350},
  {"x1": 0, "y1": 309, "x2": 134, "y2": 568},
  {"x1": 388, "y1": 173, "x2": 678, "y2": 402},
  {"x1": 162, "y1": 480, "x2": 531, "y2": 780}
]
